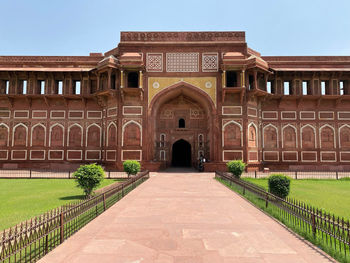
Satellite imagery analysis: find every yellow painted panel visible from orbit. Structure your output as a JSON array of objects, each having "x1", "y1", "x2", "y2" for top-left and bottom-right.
[{"x1": 148, "y1": 77, "x2": 217, "y2": 107}]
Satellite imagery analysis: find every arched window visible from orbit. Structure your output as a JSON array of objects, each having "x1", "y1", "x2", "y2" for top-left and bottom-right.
[
  {"x1": 127, "y1": 72, "x2": 139, "y2": 88},
  {"x1": 179, "y1": 118, "x2": 185, "y2": 128}
]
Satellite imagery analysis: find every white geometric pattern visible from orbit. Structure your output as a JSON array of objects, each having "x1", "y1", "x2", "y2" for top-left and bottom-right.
[
  {"x1": 146, "y1": 53, "x2": 163, "y2": 72},
  {"x1": 202, "y1": 53, "x2": 218, "y2": 72},
  {"x1": 166, "y1": 53, "x2": 199, "y2": 72}
]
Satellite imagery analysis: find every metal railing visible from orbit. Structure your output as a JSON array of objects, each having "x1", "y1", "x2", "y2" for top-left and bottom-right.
[
  {"x1": 215, "y1": 171, "x2": 350, "y2": 261},
  {"x1": 0, "y1": 169, "x2": 129, "y2": 179},
  {"x1": 0, "y1": 171, "x2": 149, "y2": 263},
  {"x1": 243, "y1": 170, "x2": 350, "y2": 180}
]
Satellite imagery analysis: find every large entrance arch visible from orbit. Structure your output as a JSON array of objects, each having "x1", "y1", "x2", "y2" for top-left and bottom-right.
[
  {"x1": 148, "y1": 82, "x2": 218, "y2": 168},
  {"x1": 172, "y1": 139, "x2": 191, "y2": 167}
]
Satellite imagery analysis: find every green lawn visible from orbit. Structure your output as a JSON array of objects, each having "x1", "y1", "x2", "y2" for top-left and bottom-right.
[
  {"x1": 0, "y1": 179, "x2": 119, "y2": 230},
  {"x1": 243, "y1": 178, "x2": 350, "y2": 220}
]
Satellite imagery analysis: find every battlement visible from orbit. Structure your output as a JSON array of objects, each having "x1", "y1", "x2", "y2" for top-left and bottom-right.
[{"x1": 120, "y1": 31, "x2": 245, "y2": 42}]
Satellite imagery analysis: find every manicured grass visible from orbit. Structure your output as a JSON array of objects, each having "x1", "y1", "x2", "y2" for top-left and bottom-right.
[
  {"x1": 0, "y1": 179, "x2": 120, "y2": 230},
  {"x1": 243, "y1": 177, "x2": 350, "y2": 220}
]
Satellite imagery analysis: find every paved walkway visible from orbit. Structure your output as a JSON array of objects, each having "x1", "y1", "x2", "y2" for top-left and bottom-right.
[{"x1": 39, "y1": 172, "x2": 335, "y2": 263}]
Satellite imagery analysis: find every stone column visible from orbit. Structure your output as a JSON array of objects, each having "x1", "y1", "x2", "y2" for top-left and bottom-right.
[
  {"x1": 222, "y1": 70, "x2": 226, "y2": 88},
  {"x1": 120, "y1": 70, "x2": 124, "y2": 88},
  {"x1": 139, "y1": 71, "x2": 143, "y2": 89},
  {"x1": 241, "y1": 69, "x2": 245, "y2": 88}
]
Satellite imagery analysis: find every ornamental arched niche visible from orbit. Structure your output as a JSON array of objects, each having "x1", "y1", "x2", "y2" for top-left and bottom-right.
[
  {"x1": 0, "y1": 124, "x2": 9, "y2": 146},
  {"x1": 107, "y1": 122, "x2": 117, "y2": 147},
  {"x1": 222, "y1": 121, "x2": 242, "y2": 148},
  {"x1": 31, "y1": 124, "x2": 46, "y2": 147},
  {"x1": 263, "y1": 124, "x2": 278, "y2": 149},
  {"x1": 149, "y1": 82, "x2": 216, "y2": 120},
  {"x1": 68, "y1": 124, "x2": 83, "y2": 147},
  {"x1": 122, "y1": 121, "x2": 141, "y2": 147},
  {"x1": 13, "y1": 123, "x2": 27, "y2": 147},
  {"x1": 320, "y1": 125, "x2": 335, "y2": 149},
  {"x1": 248, "y1": 123, "x2": 257, "y2": 147},
  {"x1": 339, "y1": 125, "x2": 350, "y2": 148},
  {"x1": 50, "y1": 124, "x2": 64, "y2": 147},
  {"x1": 301, "y1": 125, "x2": 316, "y2": 149},
  {"x1": 86, "y1": 124, "x2": 101, "y2": 147},
  {"x1": 282, "y1": 125, "x2": 297, "y2": 148}
]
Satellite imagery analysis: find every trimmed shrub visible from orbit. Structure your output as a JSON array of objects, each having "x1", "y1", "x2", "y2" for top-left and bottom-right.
[
  {"x1": 226, "y1": 160, "x2": 246, "y2": 178},
  {"x1": 73, "y1": 163, "x2": 105, "y2": 197},
  {"x1": 268, "y1": 174, "x2": 291, "y2": 199},
  {"x1": 123, "y1": 160, "x2": 141, "y2": 177}
]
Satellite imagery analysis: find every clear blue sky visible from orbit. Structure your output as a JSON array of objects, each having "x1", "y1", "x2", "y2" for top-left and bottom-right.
[{"x1": 1, "y1": 0, "x2": 349, "y2": 56}]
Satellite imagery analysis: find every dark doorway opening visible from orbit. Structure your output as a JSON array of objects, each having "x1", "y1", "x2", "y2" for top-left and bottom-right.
[{"x1": 172, "y1": 139, "x2": 191, "y2": 167}]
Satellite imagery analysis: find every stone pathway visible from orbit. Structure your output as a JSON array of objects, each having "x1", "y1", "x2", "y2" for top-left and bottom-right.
[{"x1": 39, "y1": 172, "x2": 335, "y2": 263}]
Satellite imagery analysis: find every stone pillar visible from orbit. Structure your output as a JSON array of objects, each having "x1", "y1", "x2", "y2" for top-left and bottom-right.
[
  {"x1": 96, "y1": 73, "x2": 100, "y2": 91},
  {"x1": 253, "y1": 70, "x2": 258, "y2": 90},
  {"x1": 139, "y1": 70, "x2": 143, "y2": 89},
  {"x1": 222, "y1": 70, "x2": 226, "y2": 88},
  {"x1": 241, "y1": 69, "x2": 245, "y2": 88},
  {"x1": 107, "y1": 69, "x2": 112, "y2": 90},
  {"x1": 120, "y1": 70, "x2": 124, "y2": 88}
]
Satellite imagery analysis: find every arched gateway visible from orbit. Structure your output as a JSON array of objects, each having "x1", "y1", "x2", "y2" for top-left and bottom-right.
[{"x1": 148, "y1": 82, "x2": 217, "y2": 168}]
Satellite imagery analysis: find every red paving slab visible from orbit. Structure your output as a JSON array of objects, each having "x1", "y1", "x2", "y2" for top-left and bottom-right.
[{"x1": 38, "y1": 172, "x2": 336, "y2": 263}]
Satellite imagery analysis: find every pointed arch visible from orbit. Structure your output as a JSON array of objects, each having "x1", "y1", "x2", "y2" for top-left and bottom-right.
[
  {"x1": 300, "y1": 124, "x2": 316, "y2": 148},
  {"x1": 86, "y1": 123, "x2": 102, "y2": 147},
  {"x1": 263, "y1": 124, "x2": 278, "y2": 148},
  {"x1": 12, "y1": 123, "x2": 28, "y2": 147},
  {"x1": 0, "y1": 123, "x2": 10, "y2": 146},
  {"x1": 122, "y1": 120, "x2": 142, "y2": 147},
  {"x1": 107, "y1": 122, "x2": 117, "y2": 147},
  {"x1": 248, "y1": 122, "x2": 258, "y2": 147},
  {"x1": 339, "y1": 124, "x2": 350, "y2": 148},
  {"x1": 222, "y1": 120, "x2": 243, "y2": 147},
  {"x1": 49, "y1": 123, "x2": 65, "y2": 147},
  {"x1": 320, "y1": 124, "x2": 336, "y2": 148},
  {"x1": 68, "y1": 123, "x2": 83, "y2": 147},
  {"x1": 31, "y1": 123, "x2": 46, "y2": 147},
  {"x1": 282, "y1": 124, "x2": 297, "y2": 148}
]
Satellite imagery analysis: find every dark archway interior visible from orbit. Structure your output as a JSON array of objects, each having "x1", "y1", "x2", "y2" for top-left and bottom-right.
[{"x1": 172, "y1": 139, "x2": 191, "y2": 167}]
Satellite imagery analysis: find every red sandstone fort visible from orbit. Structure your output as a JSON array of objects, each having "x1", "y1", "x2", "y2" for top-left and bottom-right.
[{"x1": 0, "y1": 31, "x2": 350, "y2": 171}]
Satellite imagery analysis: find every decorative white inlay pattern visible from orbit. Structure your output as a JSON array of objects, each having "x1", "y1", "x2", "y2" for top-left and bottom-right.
[
  {"x1": 166, "y1": 53, "x2": 199, "y2": 72},
  {"x1": 205, "y1": 81, "x2": 212, "y2": 89},
  {"x1": 202, "y1": 53, "x2": 218, "y2": 72},
  {"x1": 153, "y1": 82, "x2": 160, "y2": 89},
  {"x1": 146, "y1": 53, "x2": 163, "y2": 72}
]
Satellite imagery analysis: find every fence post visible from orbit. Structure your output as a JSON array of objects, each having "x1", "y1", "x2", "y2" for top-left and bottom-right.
[
  {"x1": 108, "y1": 171, "x2": 111, "y2": 179},
  {"x1": 295, "y1": 171, "x2": 297, "y2": 180},
  {"x1": 311, "y1": 213, "x2": 316, "y2": 237},
  {"x1": 68, "y1": 171, "x2": 71, "y2": 179},
  {"x1": 30, "y1": 169, "x2": 32, "y2": 179},
  {"x1": 103, "y1": 193, "x2": 106, "y2": 211},
  {"x1": 254, "y1": 170, "x2": 257, "y2": 179},
  {"x1": 265, "y1": 193, "x2": 269, "y2": 208},
  {"x1": 336, "y1": 171, "x2": 339, "y2": 180},
  {"x1": 60, "y1": 211, "x2": 64, "y2": 244}
]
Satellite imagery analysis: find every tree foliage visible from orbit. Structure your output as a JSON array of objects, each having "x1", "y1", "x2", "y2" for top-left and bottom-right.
[
  {"x1": 226, "y1": 160, "x2": 246, "y2": 178},
  {"x1": 73, "y1": 164, "x2": 105, "y2": 197},
  {"x1": 123, "y1": 160, "x2": 141, "y2": 177},
  {"x1": 268, "y1": 174, "x2": 291, "y2": 199}
]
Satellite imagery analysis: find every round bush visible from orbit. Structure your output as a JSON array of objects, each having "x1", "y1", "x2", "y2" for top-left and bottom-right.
[
  {"x1": 73, "y1": 163, "x2": 105, "y2": 197},
  {"x1": 226, "y1": 160, "x2": 246, "y2": 178},
  {"x1": 268, "y1": 174, "x2": 291, "y2": 199},
  {"x1": 123, "y1": 160, "x2": 141, "y2": 177}
]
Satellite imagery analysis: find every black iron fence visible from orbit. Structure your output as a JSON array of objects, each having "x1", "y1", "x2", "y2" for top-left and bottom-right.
[
  {"x1": 0, "y1": 171, "x2": 149, "y2": 263},
  {"x1": 243, "y1": 170, "x2": 350, "y2": 180},
  {"x1": 0, "y1": 169, "x2": 129, "y2": 179},
  {"x1": 215, "y1": 171, "x2": 350, "y2": 261}
]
